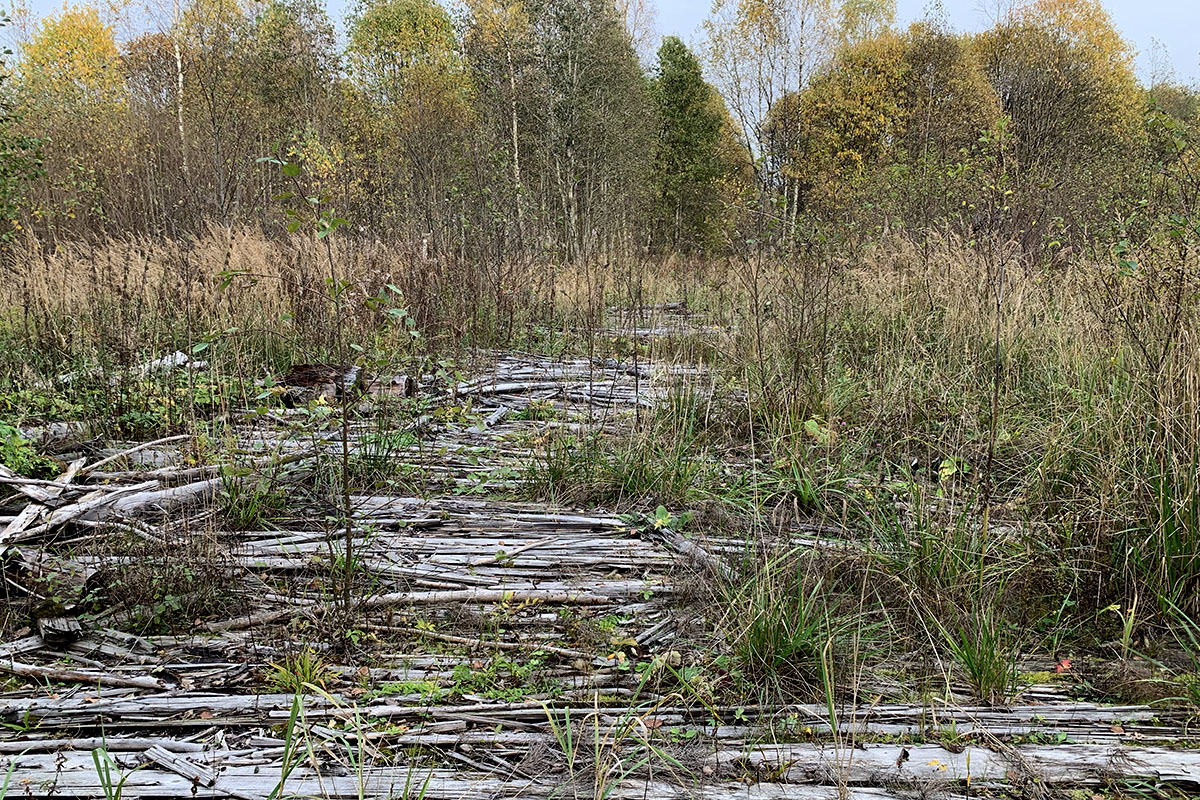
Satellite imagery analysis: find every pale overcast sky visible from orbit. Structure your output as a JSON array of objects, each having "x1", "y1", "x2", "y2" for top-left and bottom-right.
[{"x1": 11, "y1": 0, "x2": 1200, "y2": 82}]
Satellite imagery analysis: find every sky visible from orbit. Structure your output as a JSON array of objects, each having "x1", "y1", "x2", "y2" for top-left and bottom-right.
[{"x1": 10, "y1": 0, "x2": 1200, "y2": 83}]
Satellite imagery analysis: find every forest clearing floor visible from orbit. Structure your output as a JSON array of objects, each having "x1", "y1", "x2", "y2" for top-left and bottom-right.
[{"x1": 1, "y1": 306, "x2": 1199, "y2": 799}]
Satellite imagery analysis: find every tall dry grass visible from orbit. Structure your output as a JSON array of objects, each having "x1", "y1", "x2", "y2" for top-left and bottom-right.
[
  {"x1": 2, "y1": 223, "x2": 1198, "y2": 619},
  {"x1": 0, "y1": 225, "x2": 571, "y2": 383}
]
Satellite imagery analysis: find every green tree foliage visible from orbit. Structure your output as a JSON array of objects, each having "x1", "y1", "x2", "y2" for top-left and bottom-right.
[
  {"x1": 0, "y1": 0, "x2": 1188, "y2": 261},
  {"x1": 523, "y1": 0, "x2": 655, "y2": 259},
  {"x1": 345, "y1": 0, "x2": 472, "y2": 237},
  {"x1": 901, "y1": 21, "x2": 1000, "y2": 165},
  {"x1": 249, "y1": 0, "x2": 339, "y2": 135},
  {"x1": 18, "y1": 4, "x2": 128, "y2": 237},
  {"x1": 974, "y1": 0, "x2": 1145, "y2": 228},
  {"x1": 177, "y1": 0, "x2": 261, "y2": 216},
  {"x1": 650, "y1": 36, "x2": 731, "y2": 249},
  {"x1": 463, "y1": 0, "x2": 532, "y2": 248},
  {"x1": 0, "y1": 14, "x2": 42, "y2": 242}
]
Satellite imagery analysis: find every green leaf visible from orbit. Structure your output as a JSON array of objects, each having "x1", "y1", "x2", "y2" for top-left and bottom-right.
[{"x1": 803, "y1": 418, "x2": 832, "y2": 445}]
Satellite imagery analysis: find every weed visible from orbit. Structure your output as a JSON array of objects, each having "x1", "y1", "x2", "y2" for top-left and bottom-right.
[
  {"x1": 219, "y1": 469, "x2": 287, "y2": 530},
  {"x1": 0, "y1": 420, "x2": 58, "y2": 478},
  {"x1": 92, "y1": 748, "x2": 141, "y2": 800},
  {"x1": 940, "y1": 605, "x2": 1020, "y2": 705},
  {"x1": 513, "y1": 399, "x2": 559, "y2": 421},
  {"x1": 446, "y1": 654, "x2": 560, "y2": 701},
  {"x1": 724, "y1": 554, "x2": 846, "y2": 698},
  {"x1": 541, "y1": 694, "x2": 687, "y2": 800},
  {"x1": 268, "y1": 695, "x2": 308, "y2": 800},
  {"x1": 268, "y1": 648, "x2": 334, "y2": 694}
]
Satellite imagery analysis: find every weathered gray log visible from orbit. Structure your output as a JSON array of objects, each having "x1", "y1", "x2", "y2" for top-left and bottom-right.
[
  {"x1": 106, "y1": 476, "x2": 225, "y2": 517},
  {"x1": 0, "y1": 635, "x2": 45, "y2": 659},
  {"x1": 37, "y1": 616, "x2": 83, "y2": 644},
  {"x1": 2, "y1": 481, "x2": 158, "y2": 545},
  {"x1": 0, "y1": 659, "x2": 169, "y2": 691},
  {"x1": 0, "y1": 459, "x2": 86, "y2": 539},
  {"x1": 0, "y1": 753, "x2": 917, "y2": 799},
  {"x1": 142, "y1": 745, "x2": 217, "y2": 786},
  {"x1": 0, "y1": 737, "x2": 203, "y2": 754},
  {"x1": 79, "y1": 435, "x2": 190, "y2": 476},
  {"x1": 708, "y1": 741, "x2": 1200, "y2": 788},
  {"x1": 204, "y1": 587, "x2": 630, "y2": 632}
]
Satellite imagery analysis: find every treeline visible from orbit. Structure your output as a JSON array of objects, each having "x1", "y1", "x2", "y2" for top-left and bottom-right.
[{"x1": 0, "y1": 0, "x2": 1197, "y2": 258}]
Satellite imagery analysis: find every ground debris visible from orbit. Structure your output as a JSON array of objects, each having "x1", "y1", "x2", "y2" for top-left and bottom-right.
[{"x1": 2, "y1": 350, "x2": 1197, "y2": 798}]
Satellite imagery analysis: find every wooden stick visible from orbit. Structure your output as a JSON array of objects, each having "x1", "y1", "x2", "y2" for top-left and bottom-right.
[
  {"x1": 1, "y1": 481, "x2": 159, "y2": 545},
  {"x1": 467, "y1": 536, "x2": 559, "y2": 567},
  {"x1": 0, "y1": 737, "x2": 204, "y2": 754}
]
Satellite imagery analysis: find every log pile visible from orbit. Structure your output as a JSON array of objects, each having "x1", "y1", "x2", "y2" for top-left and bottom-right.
[{"x1": 0, "y1": 351, "x2": 1197, "y2": 799}]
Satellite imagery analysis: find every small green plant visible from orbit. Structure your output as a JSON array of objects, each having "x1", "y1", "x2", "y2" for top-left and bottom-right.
[
  {"x1": 541, "y1": 696, "x2": 685, "y2": 800},
  {"x1": 941, "y1": 607, "x2": 1020, "y2": 705},
  {"x1": 0, "y1": 420, "x2": 58, "y2": 478},
  {"x1": 92, "y1": 748, "x2": 141, "y2": 800},
  {"x1": 513, "y1": 398, "x2": 558, "y2": 421},
  {"x1": 268, "y1": 695, "x2": 308, "y2": 800},
  {"x1": 219, "y1": 468, "x2": 286, "y2": 530},
  {"x1": 446, "y1": 654, "x2": 559, "y2": 701},
  {"x1": 372, "y1": 680, "x2": 444, "y2": 700},
  {"x1": 0, "y1": 746, "x2": 25, "y2": 800},
  {"x1": 268, "y1": 648, "x2": 333, "y2": 694},
  {"x1": 727, "y1": 559, "x2": 840, "y2": 692},
  {"x1": 1102, "y1": 593, "x2": 1141, "y2": 663},
  {"x1": 353, "y1": 429, "x2": 418, "y2": 486}
]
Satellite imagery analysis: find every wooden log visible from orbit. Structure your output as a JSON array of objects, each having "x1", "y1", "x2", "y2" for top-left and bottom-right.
[
  {"x1": 85, "y1": 446, "x2": 318, "y2": 484},
  {"x1": 0, "y1": 753, "x2": 917, "y2": 799},
  {"x1": 0, "y1": 737, "x2": 204, "y2": 754},
  {"x1": 2, "y1": 482, "x2": 158, "y2": 545},
  {"x1": 483, "y1": 406, "x2": 510, "y2": 427},
  {"x1": 203, "y1": 588, "x2": 625, "y2": 633},
  {"x1": 10, "y1": 743, "x2": 1200, "y2": 799},
  {"x1": 0, "y1": 659, "x2": 169, "y2": 691},
  {"x1": 142, "y1": 745, "x2": 217, "y2": 787},
  {"x1": 708, "y1": 741, "x2": 1200, "y2": 788},
  {"x1": 0, "y1": 459, "x2": 85, "y2": 539},
  {"x1": 367, "y1": 624, "x2": 591, "y2": 661},
  {"x1": 106, "y1": 477, "x2": 224, "y2": 517},
  {"x1": 36, "y1": 616, "x2": 83, "y2": 645},
  {"x1": 79, "y1": 435, "x2": 190, "y2": 477},
  {"x1": 0, "y1": 635, "x2": 45, "y2": 659}
]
